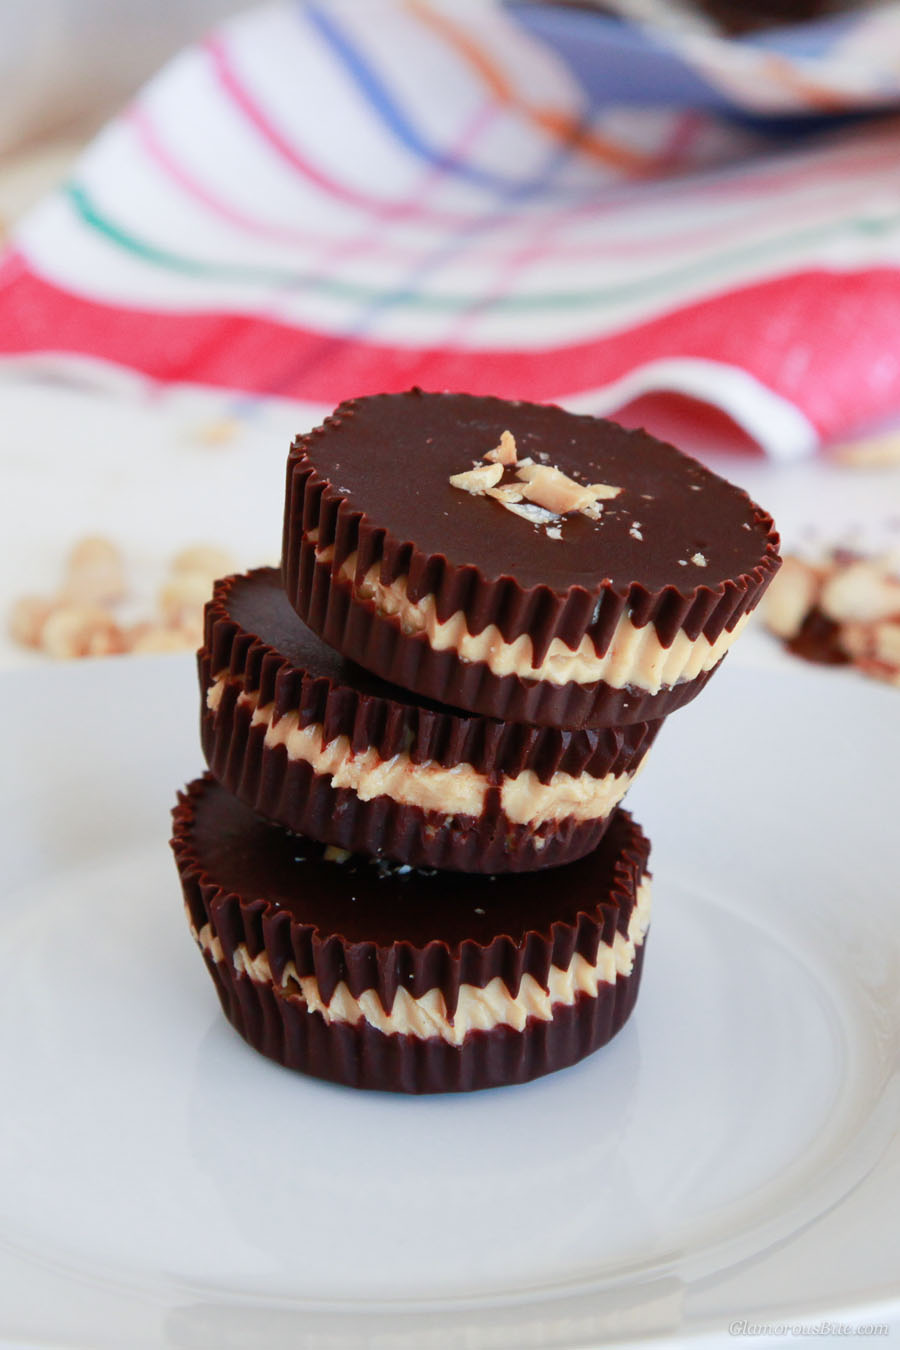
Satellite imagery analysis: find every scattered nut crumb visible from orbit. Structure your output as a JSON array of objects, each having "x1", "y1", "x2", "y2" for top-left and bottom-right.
[
  {"x1": 171, "y1": 545, "x2": 235, "y2": 580},
  {"x1": 60, "y1": 536, "x2": 126, "y2": 606},
  {"x1": 8, "y1": 595, "x2": 56, "y2": 648},
  {"x1": 128, "y1": 624, "x2": 199, "y2": 654},
  {"x1": 819, "y1": 560, "x2": 900, "y2": 624},
  {"x1": 41, "y1": 605, "x2": 126, "y2": 660},
  {"x1": 831, "y1": 432, "x2": 900, "y2": 467},
  {"x1": 759, "y1": 556, "x2": 819, "y2": 639},
  {"x1": 760, "y1": 547, "x2": 900, "y2": 689},
  {"x1": 629, "y1": 523, "x2": 643, "y2": 541},
  {"x1": 545, "y1": 525, "x2": 562, "y2": 540},
  {"x1": 483, "y1": 430, "x2": 517, "y2": 466},
  {"x1": 8, "y1": 535, "x2": 236, "y2": 661},
  {"x1": 158, "y1": 571, "x2": 215, "y2": 627},
  {"x1": 189, "y1": 416, "x2": 241, "y2": 446},
  {"x1": 323, "y1": 845, "x2": 352, "y2": 863},
  {"x1": 690, "y1": 552, "x2": 707, "y2": 567}
]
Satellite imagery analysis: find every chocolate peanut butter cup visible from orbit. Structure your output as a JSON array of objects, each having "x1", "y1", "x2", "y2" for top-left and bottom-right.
[
  {"x1": 283, "y1": 390, "x2": 780, "y2": 727},
  {"x1": 172, "y1": 777, "x2": 651, "y2": 1094},
  {"x1": 201, "y1": 568, "x2": 658, "y2": 873}
]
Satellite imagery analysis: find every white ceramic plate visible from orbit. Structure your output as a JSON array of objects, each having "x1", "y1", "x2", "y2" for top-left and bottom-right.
[{"x1": 2, "y1": 647, "x2": 899, "y2": 1349}]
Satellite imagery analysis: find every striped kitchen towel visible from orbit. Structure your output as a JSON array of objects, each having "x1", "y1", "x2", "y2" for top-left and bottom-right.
[{"x1": 2, "y1": 0, "x2": 900, "y2": 457}]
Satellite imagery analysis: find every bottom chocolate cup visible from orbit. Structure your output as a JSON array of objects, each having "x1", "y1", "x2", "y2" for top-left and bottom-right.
[
  {"x1": 201, "y1": 944, "x2": 646, "y2": 1094},
  {"x1": 172, "y1": 775, "x2": 652, "y2": 1094}
]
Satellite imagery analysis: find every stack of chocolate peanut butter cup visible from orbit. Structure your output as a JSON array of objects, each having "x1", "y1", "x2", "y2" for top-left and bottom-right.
[{"x1": 171, "y1": 391, "x2": 780, "y2": 1094}]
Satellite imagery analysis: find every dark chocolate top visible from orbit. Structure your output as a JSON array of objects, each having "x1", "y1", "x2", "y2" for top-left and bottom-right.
[
  {"x1": 297, "y1": 390, "x2": 772, "y2": 594},
  {"x1": 186, "y1": 778, "x2": 644, "y2": 950},
  {"x1": 226, "y1": 567, "x2": 443, "y2": 710}
]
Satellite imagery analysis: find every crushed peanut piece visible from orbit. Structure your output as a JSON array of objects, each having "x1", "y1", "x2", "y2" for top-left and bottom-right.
[
  {"x1": 41, "y1": 606, "x2": 125, "y2": 660},
  {"x1": 759, "y1": 547, "x2": 900, "y2": 689},
  {"x1": 158, "y1": 572, "x2": 212, "y2": 627},
  {"x1": 61, "y1": 535, "x2": 126, "y2": 606},
  {"x1": 190, "y1": 416, "x2": 240, "y2": 446},
  {"x1": 8, "y1": 595, "x2": 55, "y2": 648},
  {"x1": 831, "y1": 432, "x2": 900, "y2": 467},
  {"x1": 483, "y1": 430, "x2": 517, "y2": 466},
  {"x1": 819, "y1": 561, "x2": 900, "y2": 624},
  {"x1": 759, "y1": 556, "x2": 819, "y2": 640},
  {"x1": 171, "y1": 545, "x2": 234, "y2": 580},
  {"x1": 128, "y1": 624, "x2": 199, "y2": 655},
  {"x1": 449, "y1": 462, "x2": 504, "y2": 494},
  {"x1": 690, "y1": 552, "x2": 708, "y2": 567},
  {"x1": 515, "y1": 464, "x2": 619, "y2": 517},
  {"x1": 8, "y1": 533, "x2": 237, "y2": 662},
  {"x1": 486, "y1": 484, "x2": 524, "y2": 505}
]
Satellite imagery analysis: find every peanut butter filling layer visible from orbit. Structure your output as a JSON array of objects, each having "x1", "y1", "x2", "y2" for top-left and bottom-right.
[
  {"x1": 192, "y1": 878, "x2": 651, "y2": 1047},
  {"x1": 321, "y1": 548, "x2": 749, "y2": 692},
  {"x1": 208, "y1": 675, "x2": 636, "y2": 827}
]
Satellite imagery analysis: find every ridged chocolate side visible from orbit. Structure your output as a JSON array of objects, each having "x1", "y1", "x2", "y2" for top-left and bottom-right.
[
  {"x1": 283, "y1": 394, "x2": 780, "y2": 659},
  {"x1": 204, "y1": 569, "x2": 659, "y2": 777},
  {"x1": 201, "y1": 700, "x2": 620, "y2": 872},
  {"x1": 291, "y1": 551, "x2": 722, "y2": 726},
  {"x1": 171, "y1": 776, "x2": 649, "y2": 1020},
  {"x1": 283, "y1": 476, "x2": 777, "y2": 729},
  {"x1": 200, "y1": 943, "x2": 646, "y2": 1094}
]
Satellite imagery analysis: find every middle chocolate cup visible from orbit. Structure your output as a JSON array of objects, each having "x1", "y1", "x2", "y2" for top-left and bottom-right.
[{"x1": 199, "y1": 568, "x2": 660, "y2": 873}]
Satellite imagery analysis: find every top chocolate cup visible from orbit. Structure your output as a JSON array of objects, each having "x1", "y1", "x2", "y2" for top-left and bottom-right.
[{"x1": 283, "y1": 390, "x2": 780, "y2": 728}]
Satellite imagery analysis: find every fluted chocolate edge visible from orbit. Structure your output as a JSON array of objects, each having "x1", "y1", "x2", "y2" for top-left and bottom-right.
[
  {"x1": 203, "y1": 568, "x2": 661, "y2": 775},
  {"x1": 287, "y1": 553, "x2": 720, "y2": 727},
  {"x1": 200, "y1": 942, "x2": 646, "y2": 1094},
  {"x1": 200, "y1": 698, "x2": 620, "y2": 872}
]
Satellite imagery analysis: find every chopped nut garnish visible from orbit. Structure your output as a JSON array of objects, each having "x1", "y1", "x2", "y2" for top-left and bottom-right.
[
  {"x1": 483, "y1": 430, "x2": 518, "y2": 466},
  {"x1": 690, "y1": 552, "x2": 708, "y2": 567},
  {"x1": 546, "y1": 525, "x2": 562, "y2": 540},
  {"x1": 449, "y1": 451, "x2": 620, "y2": 528},
  {"x1": 449, "y1": 462, "x2": 504, "y2": 494}
]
